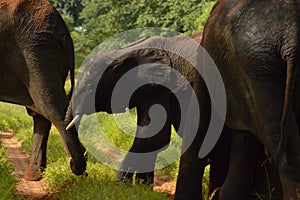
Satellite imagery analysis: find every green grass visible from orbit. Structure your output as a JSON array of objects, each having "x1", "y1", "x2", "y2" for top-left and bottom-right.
[
  {"x1": 0, "y1": 102, "x2": 210, "y2": 199},
  {"x1": 0, "y1": 103, "x2": 172, "y2": 199},
  {"x1": 79, "y1": 111, "x2": 181, "y2": 174},
  {"x1": 45, "y1": 160, "x2": 169, "y2": 200},
  {"x1": 0, "y1": 141, "x2": 17, "y2": 200}
]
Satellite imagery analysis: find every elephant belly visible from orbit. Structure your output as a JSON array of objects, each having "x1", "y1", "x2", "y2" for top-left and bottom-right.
[
  {"x1": 224, "y1": 70, "x2": 286, "y2": 136},
  {"x1": 0, "y1": 65, "x2": 33, "y2": 106},
  {"x1": 224, "y1": 84, "x2": 254, "y2": 133}
]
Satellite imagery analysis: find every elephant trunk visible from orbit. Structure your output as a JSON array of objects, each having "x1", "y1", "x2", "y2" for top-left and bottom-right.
[
  {"x1": 64, "y1": 125, "x2": 86, "y2": 175},
  {"x1": 61, "y1": 102, "x2": 87, "y2": 175}
]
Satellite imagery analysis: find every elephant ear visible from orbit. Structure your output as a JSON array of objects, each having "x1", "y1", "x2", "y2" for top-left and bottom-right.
[
  {"x1": 109, "y1": 47, "x2": 172, "y2": 86},
  {"x1": 134, "y1": 48, "x2": 172, "y2": 85},
  {"x1": 102, "y1": 47, "x2": 173, "y2": 110}
]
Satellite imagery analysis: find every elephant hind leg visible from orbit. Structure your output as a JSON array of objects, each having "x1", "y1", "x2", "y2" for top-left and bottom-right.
[
  {"x1": 219, "y1": 131, "x2": 260, "y2": 200},
  {"x1": 24, "y1": 113, "x2": 51, "y2": 181},
  {"x1": 275, "y1": 112, "x2": 300, "y2": 200},
  {"x1": 253, "y1": 104, "x2": 300, "y2": 200},
  {"x1": 252, "y1": 154, "x2": 283, "y2": 200}
]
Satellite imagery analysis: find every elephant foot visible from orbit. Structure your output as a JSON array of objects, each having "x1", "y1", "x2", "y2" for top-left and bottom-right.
[
  {"x1": 218, "y1": 189, "x2": 254, "y2": 200},
  {"x1": 116, "y1": 171, "x2": 154, "y2": 185},
  {"x1": 24, "y1": 166, "x2": 42, "y2": 181},
  {"x1": 278, "y1": 164, "x2": 300, "y2": 200},
  {"x1": 136, "y1": 172, "x2": 154, "y2": 185}
]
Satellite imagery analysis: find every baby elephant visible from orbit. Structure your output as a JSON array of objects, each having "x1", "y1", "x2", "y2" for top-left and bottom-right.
[{"x1": 70, "y1": 32, "x2": 232, "y2": 199}]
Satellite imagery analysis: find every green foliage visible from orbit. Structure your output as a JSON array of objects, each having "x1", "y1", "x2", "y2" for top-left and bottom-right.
[
  {"x1": 0, "y1": 143, "x2": 16, "y2": 200},
  {"x1": 61, "y1": 14, "x2": 75, "y2": 31},
  {"x1": 50, "y1": 0, "x2": 217, "y2": 67},
  {"x1": 79, "y1": 0, "x2": 217, "y2": 51},
  {"x1": 197, "y1": 1, "x2": 216, "y2": 31},
  {"x1": 71, "y1": 30, "x2": 91, "y2": 67},
  {"x1": 203, "y1": 166, "x2": 210, "y2": 198},
  {"x1": 50, "y1": 0, "x2": 83, "y2": 26}
]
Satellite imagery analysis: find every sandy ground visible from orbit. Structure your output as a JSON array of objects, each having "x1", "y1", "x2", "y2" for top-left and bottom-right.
[
  {"x1": 0, "y1": 131, "x2": 49, "y2": 199},
  {"x1": 154, "y1": 173, "x2": 176, "y2": 198}
]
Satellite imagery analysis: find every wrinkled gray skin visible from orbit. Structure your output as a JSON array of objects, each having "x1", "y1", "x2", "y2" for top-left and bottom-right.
[
  {"x1": 175, "y1": 0, "x2": 300, "y2": 200},
  {"x1": 0, "y1": 0, "x2": 86, "y2": 180},
  {"x1": 72, "y1": 34, "x2": 231, "y2": 199}
]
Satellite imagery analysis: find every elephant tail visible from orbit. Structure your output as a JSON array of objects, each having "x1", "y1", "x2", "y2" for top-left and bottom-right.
[
  {"x1": 67, "y1": 42, "x2": 75, "y2": 101},
  {"x1": 280, "y1": 58, "x2": 297, "y2": 150},
  {"x1": 68, "y1": 59, "x2": 75, "y2": 100}
]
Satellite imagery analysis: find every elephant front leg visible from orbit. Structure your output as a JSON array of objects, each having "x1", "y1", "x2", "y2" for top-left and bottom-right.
[
  {"x1": 117, "y1": 94, "x2": 172, "y2": 185},
  {"x1": 116, "y1": 120, "x2": 172, "y2": 185},
  {"x1": 175, "y1": 147, "x2": 206, "y2": 200},
  {"x1": 251, "y1": 105, "x2": 300, "y2": 200},
  {"x1": 117, "y1": 148, "x2": 157, "y2": 184},
  {"x1": 252, "y1": 151, "x2": 283, "y2": 200},
  {"x1": 24, "y1": 114, "x2": 51, "y2": 181},
  {"x1": 174, "y1": 104, "x2": 209, "y2": 200}
]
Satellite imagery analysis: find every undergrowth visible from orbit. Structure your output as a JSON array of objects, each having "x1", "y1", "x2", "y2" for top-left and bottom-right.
[
  {"x1": 0, "y1": 141, "x2": 17, "y2": 200},
  {"x1": 0, "y1": 102, "x2": 179, "y2": 199}
]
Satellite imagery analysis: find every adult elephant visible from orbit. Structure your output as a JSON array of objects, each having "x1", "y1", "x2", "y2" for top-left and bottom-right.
[
  {"x1": 175, "y1": 0, "x2": 300, "y2": 199},
  {"x1": 0, "y1": 0, "x2": 86, "y2": 180},
  {"x1": 69, "y1": 33, "x2": 231, "y2": 199}
]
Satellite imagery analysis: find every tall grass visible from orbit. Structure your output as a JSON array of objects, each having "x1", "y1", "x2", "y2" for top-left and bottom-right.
[{"x1": 0, "y1": 142, "x2": 16, "y2": 200}]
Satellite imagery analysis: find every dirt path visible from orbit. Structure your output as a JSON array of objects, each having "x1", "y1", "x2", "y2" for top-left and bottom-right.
[
  {"x1": 154, "y1": 173, "x2": 176, "y2": 198},
  {"x1": 0, "y1": 131, "x2": 48, "y2": 199}
]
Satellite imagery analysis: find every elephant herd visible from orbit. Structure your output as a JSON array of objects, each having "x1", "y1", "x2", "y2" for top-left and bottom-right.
[{"x1": 1, "y1": 0, "x2": 300, "y2": 200}]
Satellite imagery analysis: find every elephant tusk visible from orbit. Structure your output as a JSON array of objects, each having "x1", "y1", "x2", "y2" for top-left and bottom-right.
[{"x1": 66, "y1": 115, "x2": 82, "y2": 131}]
